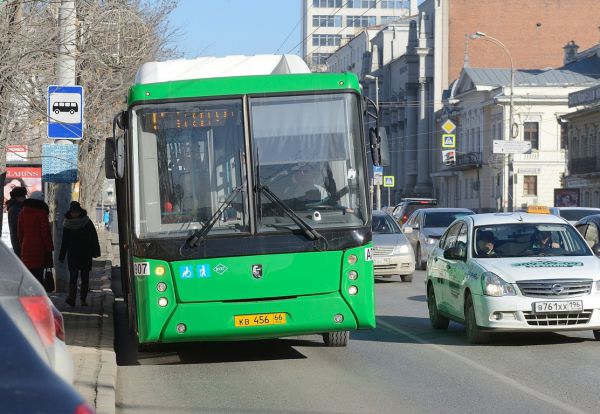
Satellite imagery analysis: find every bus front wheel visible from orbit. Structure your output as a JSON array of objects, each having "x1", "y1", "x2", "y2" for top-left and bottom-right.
[{"x1": 322, "y1": 331, "x2": 349, "y2": 347}]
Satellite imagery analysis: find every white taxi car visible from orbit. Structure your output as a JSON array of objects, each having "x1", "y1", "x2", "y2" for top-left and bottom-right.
[{"x1": 426, "y1": 213, "x2": 600, "y2": 344}]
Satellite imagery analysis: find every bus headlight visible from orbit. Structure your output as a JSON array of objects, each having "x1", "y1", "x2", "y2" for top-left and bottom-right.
[
  {"x1": 348, "y1": 270, "x2": 358, "y2": 280},
  {"x1": 158, "y1": 297, "x2": 168, "y2": 307},
  {"x1": 155, "y1": 266, "x2": 166, "y2": 276},
  {"x1": 348, "y1": 286, "x2": 358, "y2": 295},
  {"x1": 348, "y1": 254, "x2": 358, "y2": 265},
  {"x1": 157, "y1": 282, "x2": 167, "y2": 292},
  {"x1": 482, "y1": 272, "x2": 516, "y2": 297}
]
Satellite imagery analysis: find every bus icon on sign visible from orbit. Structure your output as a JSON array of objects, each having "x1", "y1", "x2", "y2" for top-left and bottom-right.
[{"x1": 53, "y1": 102, "x2": 78, "y2": 115}]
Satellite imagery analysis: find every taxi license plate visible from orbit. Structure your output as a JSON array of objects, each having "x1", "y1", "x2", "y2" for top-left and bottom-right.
[
  {"x1": 533, "y1": 300, "x2": 583, "y2": 313},
  {"x1": 234, "y1": 313, "x2": 286, "y2": 327},
  {"x1": 374, "y1": 258, "x2": 390, "y2": 265}
]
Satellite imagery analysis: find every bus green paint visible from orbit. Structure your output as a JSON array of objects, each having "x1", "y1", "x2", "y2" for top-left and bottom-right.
[{"x1": 133, "y1": 243, "x2": 374, "y2": 343}]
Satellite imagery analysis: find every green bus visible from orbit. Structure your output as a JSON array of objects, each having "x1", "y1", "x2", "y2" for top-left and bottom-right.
[{"x1": 106, "y1": 56, "x2": 383, "y2": 348}]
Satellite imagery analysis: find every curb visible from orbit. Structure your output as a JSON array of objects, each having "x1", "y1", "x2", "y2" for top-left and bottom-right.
[{"x1": 96, "y1": 291, "x2": 116, "y2": 414}]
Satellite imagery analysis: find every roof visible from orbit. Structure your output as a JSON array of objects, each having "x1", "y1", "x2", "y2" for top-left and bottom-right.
[
  {"x1": 468, "y1": 213, "x2": 568, "y2": 226},
  {"x1": 463, "y1": 67, "x2": 599, "y2": 87},
  {"x1": 127, "y1": 72, "x2": 361, "y2": 105},
  {"x1": 134, "y1": 55, "x2": 310, "y2": 85}
]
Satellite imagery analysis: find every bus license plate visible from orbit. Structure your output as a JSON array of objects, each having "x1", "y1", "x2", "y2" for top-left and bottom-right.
[
  {"x1": 534, "y1": 300, "x2": 583, "y2": 313},
  {"x1": 234, "y1": 313, "x2": 287, "y2": 327}
]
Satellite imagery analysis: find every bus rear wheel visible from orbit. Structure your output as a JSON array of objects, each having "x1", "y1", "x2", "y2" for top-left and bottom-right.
[{"x1": 323, "y1": 331, "x2": 349, "y2": 347}]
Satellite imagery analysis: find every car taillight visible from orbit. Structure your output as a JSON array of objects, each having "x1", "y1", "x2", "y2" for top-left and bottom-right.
[
  {"x1": 51, "y1": 305, "x2": 66, "y2": 342},
  {"x1": 402, "y1": 215, "x2": 408, "y2": 223},
  {"x1": 19, "y1": 296, "x2": 55, "y2": 347},
  {"x1": 74, "y1": 403, "x2": 95, "y2": 414}
]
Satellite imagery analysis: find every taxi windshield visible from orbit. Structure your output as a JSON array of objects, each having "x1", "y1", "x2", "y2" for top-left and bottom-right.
[{"x1": 473, "y1": 223, "x2": 592, "y2": 258}]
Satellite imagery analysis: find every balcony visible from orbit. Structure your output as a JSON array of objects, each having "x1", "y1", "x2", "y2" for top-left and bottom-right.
[
  {"x1": 448, "y1": 152, "x2": 482, "y2": 171},
  {"x1": 570, "y1": 156, "x2": 600, "y2": 175}
]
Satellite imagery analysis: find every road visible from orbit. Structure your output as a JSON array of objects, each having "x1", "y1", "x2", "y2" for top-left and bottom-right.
[{"x1": 114, "y1": 270, "x2": 600, "y2": 414}]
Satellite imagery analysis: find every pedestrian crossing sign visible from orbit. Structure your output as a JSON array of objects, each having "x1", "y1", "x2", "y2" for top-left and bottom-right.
[
  {"x1": 383, "y1": 176, "x2": 395, "y2": 187},
  {"x1": 442, "y1": 134, "x2": 456, "y2": 148}
]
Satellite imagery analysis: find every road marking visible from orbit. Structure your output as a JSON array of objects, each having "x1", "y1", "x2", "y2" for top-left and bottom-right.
[{"x1": 377, "y1": 319, "x2": 589, "y2": 414}]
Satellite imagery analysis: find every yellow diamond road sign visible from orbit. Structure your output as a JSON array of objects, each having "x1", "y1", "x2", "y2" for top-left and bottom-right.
[{"x1": 441, "y1": 119, "x2": 456, "y2": 134}]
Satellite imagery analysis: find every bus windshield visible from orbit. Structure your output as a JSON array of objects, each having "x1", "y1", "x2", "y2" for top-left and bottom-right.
[
  {"x1": 133, "y1": 93, "x2": 367, "y2": 238},
  {"x1": 251, "y1": 93, "x2": 367, "y2": 232},
  {"x1": 134, "y1": 99, "x2": 249, "y2": 238}
]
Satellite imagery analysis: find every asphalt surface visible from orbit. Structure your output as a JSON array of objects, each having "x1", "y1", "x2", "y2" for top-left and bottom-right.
[{"x1": 114, "y1": 270, "x2": 600, "y2": 414}]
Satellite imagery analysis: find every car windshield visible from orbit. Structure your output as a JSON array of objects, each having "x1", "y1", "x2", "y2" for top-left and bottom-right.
[
  {"x1": 424, "y1": 211, "x2": 472, "y2": 228},
  {"x1": 559, "y1": 209, "x2": 600, "y2": 222},
  {"x1": 372, "y1": 214, "x2": 401, "y2": 234},
  {"x1": 473, "y1": 223, "x2": 592, "y2": 258}
]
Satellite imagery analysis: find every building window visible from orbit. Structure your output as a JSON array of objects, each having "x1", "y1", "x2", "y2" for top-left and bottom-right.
[
  {"x1": 347, "y1": 0, "x2": 376, "y2": 8},
  {"x1": 312, "y1": 15, "x2": 342, "y2": 27},
  {"x1": 523, "y1": 175, "x2": 537, "y2": 196},
  {"x1": 311, "y1": 53, "x2": 330, "y2": 66},
  {"x1": 313, "y1": 0, "x2": 342, "y2": 7},
  {"x1": 524, "y1": 122, "x2": 539, "y2": 150},
  {"x1": 381, "y1": 0, "x2": 408, "y2": 8},
  {"x1": 312, "y1": 34, "x2": 341, "y2": 47},
  {"x1": 560, "y1": 124, "x2": 568, "y2": 149},
  {"x1": 347, "y1": 15, "x2": 376, "y2": 27}
]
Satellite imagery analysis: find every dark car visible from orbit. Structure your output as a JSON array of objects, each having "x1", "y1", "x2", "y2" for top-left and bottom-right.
[
  {"x1": 574, "y1": 214, "x2": 600, "y2": 256},
  {"x1": 391, "y1": 198, "x2": 438, "y2": 225},
  {"x1": 0, "y1": 307, "x2": 93, "y2": 414}
]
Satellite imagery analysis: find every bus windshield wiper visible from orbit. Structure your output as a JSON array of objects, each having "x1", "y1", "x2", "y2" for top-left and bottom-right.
[
  {"x1": 184, "y1": 184, "x2": 244, "y2": 249},
  {"x1": 257, "y1": 184, "x2": 326, "y2": 245}
]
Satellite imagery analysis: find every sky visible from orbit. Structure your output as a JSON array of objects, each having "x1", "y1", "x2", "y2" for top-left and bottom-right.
[{"x1": 168, "y1": 0, "x2": 302, "y2": 58}]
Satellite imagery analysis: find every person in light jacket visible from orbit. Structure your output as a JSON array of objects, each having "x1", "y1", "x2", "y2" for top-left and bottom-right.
[{"x1": 59, "y1": 201, "x2": 101, "y2": 307}]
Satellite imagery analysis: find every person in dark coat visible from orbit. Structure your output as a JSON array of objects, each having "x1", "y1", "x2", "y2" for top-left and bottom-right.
[
  {"x1": 59, "y1": 201, "x2": 101, "y2": 307},
  {"x1": 6, "y1": 186, "x2": 27, "y2": 257},
  {"x1": 18, "y1": 191, "x2": 53, "y2": 284}
]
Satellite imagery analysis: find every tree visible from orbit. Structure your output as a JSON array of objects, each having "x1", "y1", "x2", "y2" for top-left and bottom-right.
[{"x1": 0, "y1": 0, "x2": 179, "y2": 222}]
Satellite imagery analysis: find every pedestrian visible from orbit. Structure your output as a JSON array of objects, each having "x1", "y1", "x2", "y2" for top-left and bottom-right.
[
  {"x1": 103, "y1": 207, "x2": 111, "y2": 230},
  {"x1": 18, "y1": 191, "x2": 53, "y2": 285},
  {"x1": 6, "y1": 186, "x2": 27, "y2": 257},
  {"x1": 59, "y1": 201, "x2": 101, "y2": 307}
]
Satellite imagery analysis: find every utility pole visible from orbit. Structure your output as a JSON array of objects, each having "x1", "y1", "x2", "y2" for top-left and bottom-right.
[{"x1": 53, "y1": 0, "x2": 77, "y2": 291}]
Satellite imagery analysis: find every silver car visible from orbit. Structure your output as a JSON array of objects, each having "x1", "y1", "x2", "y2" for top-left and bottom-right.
[
  {"x1": 402, "y1": 208, "x2": 474, "y2": 270},
  {"x1": 0, "y1": 241, "x2": 74, "y2": 384},
  {"x1": 372, "y1": 211, "x2": 415, "y2": 282}
]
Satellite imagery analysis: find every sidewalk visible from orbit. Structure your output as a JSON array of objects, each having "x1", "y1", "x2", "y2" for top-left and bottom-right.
[{"x1": 49, "y1": 229, "x2": 117, "y2": 414}]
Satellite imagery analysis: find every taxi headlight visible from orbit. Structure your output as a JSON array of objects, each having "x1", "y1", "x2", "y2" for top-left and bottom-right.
[
  {"x1": 482, "y1": 272, "x2": 516, "y2": 297},
  {"x1": 393, "y1": 244, "x2": 410, "y2": 254},
  {"x1": 425, "y1": 237, "x2": 437, "y2": 245},
  {"x1": 595, "y1": 280, "x2": 600, "y2": 293}
]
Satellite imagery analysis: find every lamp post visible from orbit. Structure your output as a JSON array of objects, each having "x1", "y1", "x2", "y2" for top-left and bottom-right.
[
  {"x1": 365, "y1": 74, "x2": 381, "y2": 210},
  {"x1": 471, "y1": 32, "x2": 516, "y2": 212}
]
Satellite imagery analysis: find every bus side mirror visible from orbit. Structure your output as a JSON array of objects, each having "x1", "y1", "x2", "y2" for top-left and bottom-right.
[
  {"x1": 369, "y1": 127, "x2": 390, "y2": 167},
  {"x1": 369, "y1": 128, "x2": 381, "y2": 166},
  {"x1": 105, "y1": 138, "x2": 116, "y2": 179},
  {"x1": 115, "y1": 135, "x2": 125, "y2": 179}
]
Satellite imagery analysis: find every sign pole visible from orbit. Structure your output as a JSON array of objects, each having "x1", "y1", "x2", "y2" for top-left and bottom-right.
[{"x1": 387, "y1": 187, "x2": 390, "y2": 208}]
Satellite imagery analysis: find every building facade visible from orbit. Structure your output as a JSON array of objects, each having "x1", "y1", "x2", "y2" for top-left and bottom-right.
[{"x1": 301, "y1": 0, "x2": 417, "y2": 71}]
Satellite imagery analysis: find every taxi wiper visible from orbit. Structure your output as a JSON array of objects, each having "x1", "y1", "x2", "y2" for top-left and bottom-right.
[
  {"x1": 184, "y1": 184, "x2": 244, "y2": 249},
  {"x1": 257, "y1": 184, "x2": 326, "y2": 246}
]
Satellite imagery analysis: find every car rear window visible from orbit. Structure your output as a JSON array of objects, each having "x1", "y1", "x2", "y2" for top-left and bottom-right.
[
  {"x1": 559, "y1": 209, "x2": 600, "y2": 222},
  {"x1": 424, "y1": 211, "x2": 472, "y2": 228}
]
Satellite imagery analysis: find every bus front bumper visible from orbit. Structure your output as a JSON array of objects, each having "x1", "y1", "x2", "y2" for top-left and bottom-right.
[{"x1": 143, "y1": 293, "x2": 359, "y2": 343}]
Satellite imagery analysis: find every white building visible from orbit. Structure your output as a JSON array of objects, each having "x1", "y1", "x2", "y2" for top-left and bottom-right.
[
  {"x1": 441, "y1": 64, "x2": 600, "y2": 212},
  {"x1": 301, "y1": 0, "x2": 417, "y2": 71}
]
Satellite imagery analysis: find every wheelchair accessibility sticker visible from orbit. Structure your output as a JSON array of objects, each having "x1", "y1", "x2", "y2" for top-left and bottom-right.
[{"x1": 180, "y1": 265, "x2": 194, "y2": 279}]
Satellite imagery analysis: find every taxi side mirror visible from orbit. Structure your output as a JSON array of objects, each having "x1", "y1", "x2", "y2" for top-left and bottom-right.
[
  {"x1": 444, "y1": 246, "x2": 466, "y2": 261},
  {"x1": 592, "y1": 244, "x2": 600, "y2": 257}
]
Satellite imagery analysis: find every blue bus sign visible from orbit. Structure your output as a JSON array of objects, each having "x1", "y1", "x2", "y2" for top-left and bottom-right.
[{"x1": 47, "y1": 85, "x2": 84, "y2": 139}]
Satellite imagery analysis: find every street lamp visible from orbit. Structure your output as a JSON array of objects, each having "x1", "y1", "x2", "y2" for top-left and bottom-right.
[
  {"x1": 364, "y1": 74, "x2": 381, "y2": 210},
  {"x1": 470, "y1": 32, "x2": 516, "y2": 212}
]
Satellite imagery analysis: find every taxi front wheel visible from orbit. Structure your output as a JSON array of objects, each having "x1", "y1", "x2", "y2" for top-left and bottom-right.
[
  {"x1": 593, "y1": 330, "x2": 600, "y2": 341},
  {"x1": 427, "y1": 284, "x2": 449, "y2": 330},
  {"x1": 465, "y1": 294, "x2": 491, "y2": 344}
]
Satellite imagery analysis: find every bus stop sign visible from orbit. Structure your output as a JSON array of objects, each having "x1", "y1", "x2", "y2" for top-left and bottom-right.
[{"x1": 47, "y1": 85, "x2": 84, "y2": 139}]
